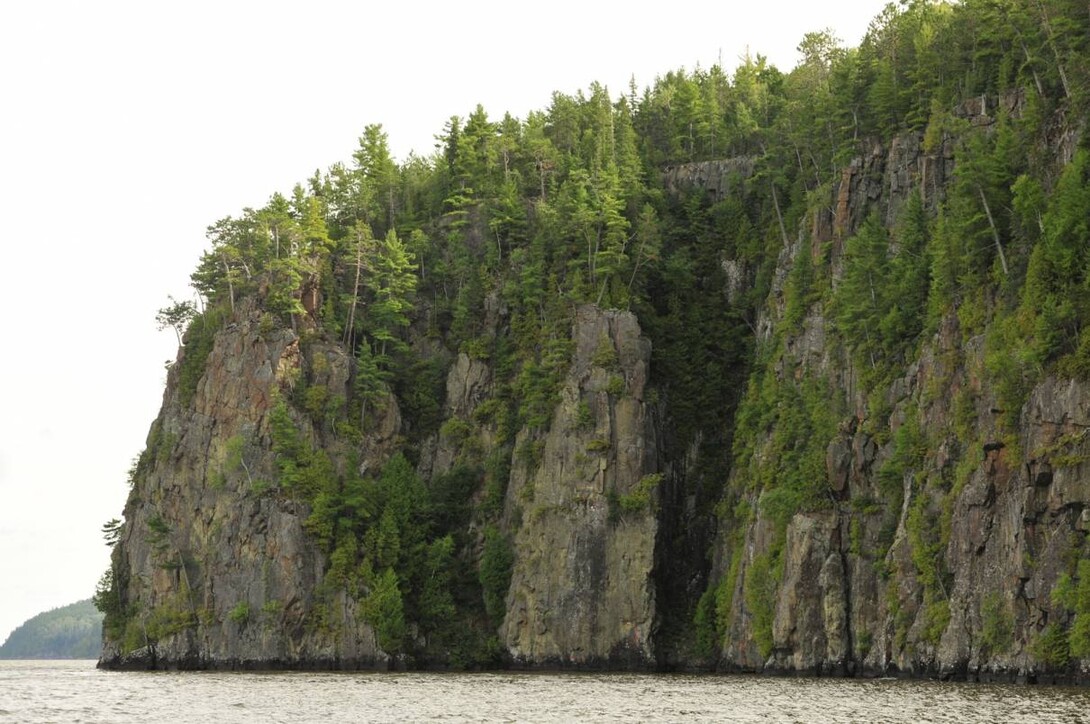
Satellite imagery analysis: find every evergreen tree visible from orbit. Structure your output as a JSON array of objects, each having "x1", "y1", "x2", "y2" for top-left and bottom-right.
[{"x1": 365, "y1": 230, "x2": 417, "y2": 362}]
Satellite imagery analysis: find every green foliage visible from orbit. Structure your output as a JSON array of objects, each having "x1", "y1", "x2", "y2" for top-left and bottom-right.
[
  {"x1": 1065, "y1": 560, "x2": 1090, "y2": 659},
  {"x1": 418, "y1": 536, "x2": 457, "y2": 634},
  {"x1": 833, "y1": 200, "x2": 930, "y2": 394},
  {"x1": 144, "y1": 599, "x2": 197, "y2": 642},
  {"x1": 740, "y1": 375, "x2": 839, "y2": 532},
  {"x1": 875, "y1": 411, "x2": 925, "y2": 557},
  {"x1": 920, "y1": 596, "x2": 951, "y2": 647},
  {"x1": 834, "y1": 214, "x2": 889, "y2": 356},
  {"x1": 586, "y1": 438, "x2": 611, "y2": 453},
  {"x1": 481, "y1": 447, "x2": 512, "y2": 517},
  {"x1": 217, "y1": 432, "x2": 260, "y2": 491},
  {"x1": 366, "y1": 230, "x2": 418, "y2": 360},
  {"x1": 261, "y1": 600, "x2": 283, "y2": 619},
  {"x1": 268, "y1": 396, "x2": 337, "y2": 504},
  {"x1": 744, "y1": 553, "x2": 778, "y2": 660},
  {"x1": 392, "y1": 355, "x2": 446, "y2": 439},
  {"x1": 155, "y1": 296, "x2": 197, "y2": 346},
  {"x1": 471, "y1": 396, "x2": 506, "y2": 427},
  {"x1": 1032, "y1": 623, "x2": 1071, "y2": 669},
  {"x1": 1035, "y1": 430, "x2": 1090, "y2": 469},
  {"x1": 591, "y1": 333, "x2": 619, "y2": 369},
  {"x1": 984, "y1": 315, "x2": 1033, "y2": 431},
  {"x1": 617, "y1": 473, "x2": 663, "y2": 514},
  {"x1": 269, "y1": 397, "x2": 305, "y2": 465},
  {"x1": 176, "y1": 306, "x2": 226, "y2": 408},
  {"x1": 227, "y1": 602, "x2": 251, "y2": 625},
  {"x1": 605, "y1": 374, "x2": 626, "y2": 397},
  {"x1": 136, "y1": 0, "x2": 1090, "y2": 669},
  {"x1": 516, "y1": 437, "x2": 544, "y2": 471},
  {"x1": 479, "y1": 526, "x2": 514, "y2": 624},
  {"x1": 693, "y1": 584, "x2": 720, "y2": 658},
  {"x1": 782, "y1": 242, "x2": 817, "y2": 332},
  {"x1": 1, "y1": 599, "x2": 104, "y2": 659},
  {"x1": 512, "y1": 334, "x2": 573, "y2": 431},
  {"x1": 573, "y1": 400, "x2": 594, "y2": 431},
  {"x1": 980, "y1": 593, "x2": 1013, "y2": 654},
  {"x1": 888, "y1": 409, "x2": 954, "y2": 651},
  {"x1": 1052, "y1": 571, "x2": 1077, "y2": 611},
  {"x1": 361, "y1": 567, "x2": 407, "y2": 653},
  {"x1": 716, "y1": 532, "x2": 747, "y2": 632},
  {"x1": 146, "y1": 514, "x2": 171, "y2": 553},
  {"x1": 302, "y1": 384, "x2": 331, "y2": 423},
  {"x1": 848, "y1": 516, "x2": 864, "y2": 557},
  {"x1": 101, "y1": 518, "x2": 123, "y2": 548},
  {"x1": 906, "y1": 489, "x2": 948, "y2": 605},
  {"x1": 439, "y1": 417, "x2": 474, "y2": 447},
  {"x1": 952, "y1": 386, "x2": 977, "y2": 442},
  {"x1": 429, "y1": 465, "x2": 480, "y2": 533},
  {"x1": 1021, "y1": 150, "x2": 1090, "y2": 378},
  {"x1": 93, "y1": 560, "x2": 132, "y2": 647}
]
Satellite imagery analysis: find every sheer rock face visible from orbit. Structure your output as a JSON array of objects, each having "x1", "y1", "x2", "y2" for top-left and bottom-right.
[
  {"x1": 500, "y1": 306, "x2": 660, "y2": 667},
  {"x1": 104, "y1": 90, "x2": 1090, "y2": 679},
  {"x1": 100, "y1": 301, "x2": 387, "y2": 670},
  {"x1": 662, "y1": 157, "x2": 756, "y2": 201},
  {"x1": 102, "y1": 299, "x2": 661, "y2": 671},
  {"x1": 706, "y1": 99, "x2": 1090, "y2": 683}
]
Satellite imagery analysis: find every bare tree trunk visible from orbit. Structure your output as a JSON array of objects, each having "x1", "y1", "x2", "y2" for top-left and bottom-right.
[
  {"x1": 178, "y1": 550, "x2": 197, "y2": 620},
  {"x1": 626, "y1": 240, "x2": 647, "y2": 298},
  {"x1": 595, "y1": 280, "x2": 608, "y2": 307},
  {"x1": 809, "y1": 151, "x2": 823, "y2": 187},
  {"x1": 238, "y1": 456, "x2": 254, "y2": 487},
  {"x1": 794, "y1": 144, "x2": 806, "y2": 175},
  {"x1": 1035, "y1": 0, "x2": 1072, "y2": 98},
  {"x1": 771, "y1": 183, "x2": 790, "y2": 248},
  {"x1": 220, "y1": 253, "x2": 235, "y2": 313},
  {"x1": 1014, "y1": 30, "x2": 1046, "y2": 96},
  {"x1": 386, "y1": 186, "x2": 396, "y2": 234},
  {"x1": 343, "y1": 238, "x2": 364, "y2": 346},
  {"x1": 978, "y1": 186, "x2": 1009, "y2": 277}
]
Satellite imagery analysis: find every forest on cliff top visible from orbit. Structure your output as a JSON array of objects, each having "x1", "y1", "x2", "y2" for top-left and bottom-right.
[{"x1": 98, "y1": 0, "x2": 1090, "y2": 669}]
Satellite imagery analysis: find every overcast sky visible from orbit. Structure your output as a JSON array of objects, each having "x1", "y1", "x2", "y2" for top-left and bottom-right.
[{"x1": 0, "y1": 0, "x2": 891, "y2": 646}]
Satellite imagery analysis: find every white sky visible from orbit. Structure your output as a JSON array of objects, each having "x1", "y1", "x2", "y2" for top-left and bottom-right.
[{"x1": 0, "y1": 0, "x2": 891, "y2": 646}]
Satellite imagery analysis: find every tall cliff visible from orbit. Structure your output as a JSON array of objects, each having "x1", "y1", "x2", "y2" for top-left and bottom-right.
[
  {"x1": 693, "y1": 93, "x2": 1090, "y2": 683},
  {"x1": 99, "y1": 301, "x2": 393, "y2": 668},
  {"x1": 100, "y1": 296, "x2": 660, "y2": 670},
  {"x1": 98, "y1": 0, "x2": 1090, "y2": 679},
  {"x1": 499, "y1": 306, "x2": 659, "y2": 666}
]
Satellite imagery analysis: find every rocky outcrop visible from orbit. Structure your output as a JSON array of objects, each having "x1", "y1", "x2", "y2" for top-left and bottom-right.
[
  {"x1": 102, "y1": 298, "x2": 663, "y2": 671},
  {"x1": 102, "y1": 85, "x2": 1089, "y2": 680},
  {"x1": 662, "y1": 157, "x2": 756, "y2": 201},
  {"x1": 500, "y1": 306, "x2": 660, "y2": 667},
  {"x1": 699, "y1": 93, "x2": 1090, "y2": 684},
  {"x1": 100, "y1": 301, "x2": 389, "y2": 669}
]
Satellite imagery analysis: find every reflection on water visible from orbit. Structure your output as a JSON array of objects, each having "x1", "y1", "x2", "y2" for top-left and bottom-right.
[{"x1": 3, "y1": 660, "x2": 1090, "y2": 723}]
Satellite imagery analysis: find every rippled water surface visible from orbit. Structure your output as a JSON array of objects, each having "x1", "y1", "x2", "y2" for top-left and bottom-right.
[{"x1": 4, "y1": 660, "x2": 1090, "y2": 722}]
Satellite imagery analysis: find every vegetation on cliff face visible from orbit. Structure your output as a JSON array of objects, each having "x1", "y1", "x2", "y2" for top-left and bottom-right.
[
  {"x1": 1, "y1": 600, "x2": 103, "y2": 659},
  {"x1": 100, "y1": 0, "x2": 1090, "y2": 675}
]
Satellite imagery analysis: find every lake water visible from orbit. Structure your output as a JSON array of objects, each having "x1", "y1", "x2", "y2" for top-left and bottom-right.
[{"x1": 3, "y1": 659, "x2": 1090, "y2": 722}]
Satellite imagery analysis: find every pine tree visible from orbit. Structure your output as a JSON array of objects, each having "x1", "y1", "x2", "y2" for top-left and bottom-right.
[{"x1": 365, "y1": 229, "x2": 417, "y2": 362}]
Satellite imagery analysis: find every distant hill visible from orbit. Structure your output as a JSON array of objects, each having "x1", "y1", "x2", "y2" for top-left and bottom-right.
[{"x1": 0, "y1": 599, "x2": 102, "y2": 659}]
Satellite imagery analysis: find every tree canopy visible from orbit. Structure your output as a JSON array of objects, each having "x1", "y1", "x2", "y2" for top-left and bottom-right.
[{"x1": 133, "y1": 0, "x2": 1090, "y2": 665}]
